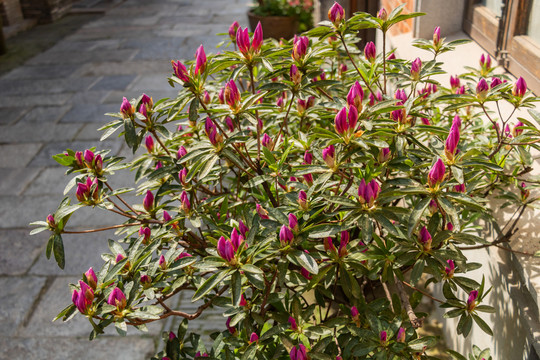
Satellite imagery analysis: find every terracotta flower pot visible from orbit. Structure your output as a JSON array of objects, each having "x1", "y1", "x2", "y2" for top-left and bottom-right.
[{"x1": 247, "y1": 10, "x2": 299, "y2": 40}]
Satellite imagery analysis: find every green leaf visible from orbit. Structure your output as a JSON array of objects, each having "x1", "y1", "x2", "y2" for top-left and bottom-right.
[
  {"x1": 306, "y1": 224, "x2": 343, "y2": 238},
  {"x1": 408, "y1": 197, "x2": 431, "y2": 237},
  {"x1": 410, "y1": 259, "x2": 425, "y2": 285},
  {"x1": 123, "y1": 117, "x2": 138, "y2": 151},
  {"x1": 192, "y1": 269, "x2": 230, "y2": 302},
  {"x1": 472, "y1": 314, "x2": 493, "y2": 335},
  {"x1": 288, "y1": 250, "x2": 319, "y2": 274},
  {"x1": 53, "y1": 234, "x2": 65, "y2": 269},
  {"x1": 231, "y1": 270, "x2": 242, "y2": 306},
  {"x1": 188, "y1": 97, "x2": 199, "y2": 122},
  {"x1": 241, "y1": 264, "x2": 263, "y2": 274}
]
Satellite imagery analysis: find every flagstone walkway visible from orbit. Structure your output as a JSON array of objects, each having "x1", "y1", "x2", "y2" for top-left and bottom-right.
[{"x1": 0, "y1": 1, "x2": 248, "y2": 358}]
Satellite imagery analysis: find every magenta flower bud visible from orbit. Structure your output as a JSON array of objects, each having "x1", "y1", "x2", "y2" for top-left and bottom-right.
[
  {"x1": 171, "y1": 60, "x2": 190, "y2": 82},
  {"x1": 428, "y1": 158, "x2": 446, "y2": 187},
  {"x1": 256, "y1": 203, "x2": 270, "y2": 219},
  {"x1": 120, "y1": 97, "x2": 135, "y2": 118},
  {"x1": 217, "y1": 236, "x2": 235, "y2": 262},
  {"x1": 288, "y1": 316, "x2": 298, "y2": 330},
  {"x1": 141, "y1": 93, "x2": 153, "y2": 109},
  {"x1": 93, "y1": 154, "x2": 103, "y2": 173},
  {"x1": 450, "y1": 75, "x2": 460, "y2": 90},
  {"x1": 176, "y1": 252, "x2": 192, "y2": 260},
  {"x1": 433, "y1": 26, "x2": 441, "y2": 45},
  {"x1": 303, "y1": 150, "x2": 313, "y2": 165},
  {"x1": 457, "y1": 85, "x2": 466, "y2": 94},
  {"x1": 397, "y1": 327, "x2": 406, "y2": 342},
  {"x1": 334, "y1": 107, "x2": 348, "y2": 135},
  {"x1": 249, "y1": 332, "x2": 259, "y2": 344},
  {"x1": 513, "y1": 76, "x2": 527, "y2": 97},
  {"x1": 279, "y1": 225, "x2": 294, "y2": 245},
  {"x1": 205, "y1": 117, "x2": 222, "y2": 146},
  {"x1": 108, "y1": 287, "x2": 127, "y2": 310},
  {"x1": 380, "y1": 330, "x2": 388, "y2": 345},
  {"x1": 323, "y1": 237, "x2": 335, "y2": 253},
  {"x1": 520, "y1": 182, "x2": 530, "y2": 201},
  {"x1": 378, "y1": 7, "x2": 388, "y2": 20},
  {"x1": 115, "y1": 253, "x2": 125, "y2": 263},
  {"x1": 410, "y1": 57, "x2": 422, "y2": 80},
  {"x1": 298, "y1": 190, "x2": 308, "y2": 210},
  {"x1": 419, "y1": 226, "x2": 432, "y2": 251},
  {"x1": 338, "y1": 231, "x2": 349, "y2": 257},
  {"x1": 297, "y1": 98, "x2": 307, "y2": 115},
  {"x1": 75, "y1": 182, "x2": 87, "y2": 202},
  {"x1": 261, "y1": 133, "x2": 272, "y2": 148},
  {"x1": 445, "y1": 259, "x2": 455, "y2": 277},
  {"x1": 222, "y1": 116, "x2": 234, "y2": 132},
  {"x1": 351, "y1": 306, "x2": 359, "y2": 318},
  {"x1": 168, "y1": 331, "x2": 176, "y2": 340},
  {"x1": 467, "y1": 290, "x2": 479, "y2": 311},
  {"x1": 454, "y1": 183, "x2": 466, "y2": 193},
  {"x1": 143, "y1": 190, "x2": 154, "y2": 212},
  {"x1": 252, "y1": 22, "x2": 263, "y2": 53},
  {"x1": 239, "y1": 220, "x2": 249, "y2": 238},
  {"x1": 445, "y1": 124, "x2": 460, "y2": 161},
  {"x1": 85, "y1": 267, "x2": 98, "y2": 290},
  {"x1": 139, "y1": 226, "x2": 151, "y2": 243},
  {"x1": 328, "y1": 2, "x2": 345, "y2": 25},
  {"x1": 289, "y1": 213, "x2": 299, "y2": 231},
  {"x1": 178, "y1": 167, "x2": 188, "y2": 185},
  {"x1": 240, "y1": 294, "x2": 248, "y2": 306},
  {"x1": 194, "y1": 45, "x2": 207, "y2": 75},
  {"x1": 348, "y1": 105, "x2": 358, "y2": 132},
  {"x1": 218, "y1": 87, "x2": 225, "y2": 104},
  {"x1": 226, "y1": 317, "x2": 237, "y2": 334},
  {"x1": 83, "y1": 149, "x2": 94, "y2": 166},
  {"x1": 74, "y1": 151, "x2": 84, "y2": 167},
  {"x1": 364, "y1": 41, "x2": 376, "y2": 63},
  {"x1": 276, "y1": 96, "x2": 285, "y2": 111},
  {"x1": 159, "y1": 254, "x2": 167, "y2": 270},
  {"x1": 145, "y1": 135, "x2": 154, "y2": 153},
  {"x1": 224, "y1": 80, "x2": 241, "y2": 111},
  {"x1": 180, "y1": 190, "x2": 190, "y2": 213},
  {"x1": 230, "y1": 228, "x2": 244, "y2": 252},
  {"x1": 301, "y1": 267, "x2": 312, "y2": 280},
  {"x1": 140, "y1": 274, "x2": 151, "y2": 285},
  {"x1": 236, "y1": 27, "x2": 250, "y2": 55},
  {"x1": 428, "y1": 199, "x2": 438, "y2": 214},
  {"x1": 177, "y1": 146, "x2": 187, "y2": 159},
  {"x1": 292, "y1": 35, "x2": 309, "y2": 61},
  {"x1": 347, "y1": 81, "x2": 364, "y2": 112},
  {"x1": 480, "y1": 53, "x2": 492, "y2": 70},
  {"x1": 395, "y1": 89, "x2": 407, "y2": 104},
  {"x1": 421, "y1": 117, "x2": 431, "y2": 125},
  {"x1": 447, "y1": 222, "x2": 454, "y2": 231},
  {"x1": 229, "y1": 21, "x2": 239, "y2": 41},
  {"x1": 476, "y1": 78, "x2": 489, "y2": 99},
  {"x1": 290, "y1": 64, "x2": 302, "y2": 86},
  {"x1": 46, "y1": 214, "x2": 56, "y2": 228},
  {"x1": 358, "y1": 179, "x2": 367, "y2": 204},
  {"x1": 202, "y1": 90, "x2": 211, "y2": 105},
  {"x1": 322, "y1": 144, "x2": 335, "y2": 169},
  {"x1": 513, "y1": 121, "x2": 524, "y2": 137},
  {"x1": 490, "y1": 77, "x2": 502, "y2": 89},
  {"x1": 378, "y1": 147, "x2": 391, "y2": 163}
]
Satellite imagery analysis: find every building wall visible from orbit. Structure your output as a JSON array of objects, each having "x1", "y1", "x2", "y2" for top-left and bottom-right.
[{"x1": 381, "y1": 0, "x2": 414, "y2": 35}]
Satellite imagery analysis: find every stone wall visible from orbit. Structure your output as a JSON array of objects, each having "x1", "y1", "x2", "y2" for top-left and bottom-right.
[{"x1": 19, "y1": 0, "x2": 73, "y2": 23}]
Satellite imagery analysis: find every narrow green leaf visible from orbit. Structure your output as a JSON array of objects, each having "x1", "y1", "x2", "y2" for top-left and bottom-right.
[
  {"x1": 231, "y1": 270, "x2": 242, "y2": 306},
  {"x1": 408, "y1": 197, "x2": 431, "y2": 237},
  {"x1": 192, "y1": 270, "x2": 230, "y2": 302}
]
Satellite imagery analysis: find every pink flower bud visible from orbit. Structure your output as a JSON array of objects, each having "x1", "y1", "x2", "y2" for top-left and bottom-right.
[
  {"x1": 240, "y1": 294, "x2": 248, "y2": 306},
  {"x1": 143, "y1": 190, "x2": 154, "y2": 212},
  {"x1": 256, "y1": 203, "x2": 270, "y2": 219},
  {"x1": 46, "y1": 214, "x2": 56, "y2": 228},
  {"x1": 84, "y1": 149, "x2": 94, "y2": 165},
  {"x1": 288, "y1": 316, "x2": 298, "y2": 330},
  {"x1": 334, "y1": 107, "x2": 348, "y2": 135},
  {"x1": 159, "y1": 254, "x2": 167, "y2": 270},
  {"x1": 447, "y1": 222, "x2": 454, "y2": 231},
  {"x1": 177, "y1": 146, "x2": 187, "y2": 159},
  {"x1": 428, "y1": 158, "x2": 445, "y2": 187},
  {"x1": 444, "y1": 123, "x2": 460, "y2": 161},
  {"x1": 480, "y1": 53, "x2": 491, "y2": 70},
  {"x1": 433, "y1": 26, "x2": 441, "y2": 47},
  {"x1": 276, "y1": 96, "x2": 285, "y2": 111},
  {"x1": 120, "y1": 97, "x2": 135, "y2": 118},
  {"x1": 450, "y1": 75, "x2": 460, "y2": 90},
  {"x1": 301, "y1": 267, "x2": 312, "y2": 280},
  {"x1": 178, "y1": 167, "x2": 188, "y2": 185},
  {"x1": 261, "y1": 133, "x2": 273, "y2": 148},
  {"x1": 279, "y1": 225, "x2": 294, "y2": 245},
  {"x1": 140, "y1": 274, "x2": 151, "y2": 285},
  {"x1": 303, "y1": 150, "x2": 313, "y2": 165},
  {"x1": 252, "y1": 22, "x2": 263, "y2": 53},
  {"x1": 85, "y1": 267, "x2": 98, "y2": 290},
  {"x1": 378, "y1": 7, "x2": 388, "y2": 20},
  {"x1": 397, "y1": 327, "x2": 406, "y2": 342},
  {"x1": 239, "y1": 220, "x2": 249, "y2": 238},
  {"x1": 169, "y1": 331, "x2": 176, "y2": 340},
  {"x1": 445, "y1": 259, "x2": 455, "y2": 277},
  {"x1": 351, "y1": 306, "x2": 359, "y2": 318},
  {"x1": 202, "y1": 90, "x2": 211, "y2": 105},
  {"x1": 217, "y1": 236, "x2": 235, "y2": 262},
  {"x1": 364, "y1": 41, "x2": 376, "y2": 63},
  {"x1": 236, "y1": 27, "x2": 250, "y2": 55},
  {"x1": 171, "y1": 60, "x2": 190, "y2": 82},
  {"x1": 328, "y1": 2, "x2": 345, "y2": 25},
  {"x1": 338, "y1": 230, "x2": 349, "y2": 257},
  {"x1": 194, "y1": 45, "x2": 207, "y2": 75},
  {"x1": 230, "y1": 228, "x2": 244, "y2": 252},
  {"x1": 180, "y1": 191, "x2": 190, "y2": 213},
  {"x1": 394, "y1": 89, "x2": 407, "y2": 104},
  {"x1": 380, "y1": 330, "x2": 388, "y2": 345},
  {"x1": 249, "y1": 332, "x2": 259, "y2": 343},
  {"x1": 454, "y1": 183, "x2": 466, "y2": 193},
  {"x1": 224, "y1": 80, "x2": 241, "y2": 111},
  {"x1": 290, "y1": 64, "x2": 302, "y2": 86},
  {"x1": 229, "y1": 21, "x2": 240, "y2": 41},
  {"x1": 322, "y1": 145, "x2": 335, "y2": 168},
  {"x1": 298, "y1": 190, "x2": 308, "y2": 210},
  {"x1": 520, "y1": 182, "x2": 530, "y2": 201},
  {"x1": 490, "y1": 77, "x2": 502, "y2": 89},
  {"x1": 292, "y1": 35, "x2": 309, "y2": 61},
  {"x1": 324, "y1": 237, "x2": 336, "y2": 252},
  {"x1": 347, "y1": 81, "x2": 364, "y2": 112},
  {"x1": 467, "y1": 290, "x2": 478, "y2": 311},
  {"x1": 410, "y1": 57, "x2": 422, "y2": 80},
  {"x1": 513, "y1": 121, "x2": 524, "y2": 137},
  {"x1": 115, "y1": 253, "x2": 125, "y2": 263},
  {"x1": 108, "y1": 287, "x2": 127, "y2": 310},
  {"x1": 476, "y1": 78, "x2": 489, "y2": 100},
  {"x1": 421, "y1": 117, "x2": 431, "y2": 125},
  {"x1": 145, "y1": 135, "x2": 154, "y2": 153},
  {"x1": 513, "y1": 76, "x2": 527, "y2": 97},
  {"x1": 288, "y1": 213, "x2": 299, "y2": 231},
  {"x1": 419, "y1": 226, "x2": 432, "y2": 251},
  {"x1": 226, "y1": 317, "x2": 236, "y2": 334}
]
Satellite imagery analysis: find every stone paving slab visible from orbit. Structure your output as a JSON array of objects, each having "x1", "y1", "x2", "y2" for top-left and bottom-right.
[
  {"x1": 0, "y1": 77, "x2": 98, "y2": 96},
  {"x1": 0, "y1": 167, "x2": 41, "y2": 196},
  {"x1": 0, "y1": 276, "x2": 47, "y2": 336},
  {"x1": 17, "y1": 105, "x2": 72, "y2": 124},
  {"x1": 0, "y1": 123, "x2": 83, "y2": 143},
  {"x1": 0, "y1": 143, "x2": 42, "y2": 168},
  {"x1": 0, "y1": 229, "x2": 47, "y2": 275},
  {"x1": 60, "y1": 103, "x2": 119, "y2": 123},
  {"x1": 3, "y1": 64, "x2": 81, "y2": 80},
  {"x1": 0, "y1": 337, "x2": 156, "y2": 360},
  {"x1": 89, "y1": 75, "x2": 137, "y2": 91},
  {"x1": 0, "y1": 107, "x2": 28, "y2": 125},
  {"x1": 26, "y1": 49, "x2": 139, "y2": 66}
]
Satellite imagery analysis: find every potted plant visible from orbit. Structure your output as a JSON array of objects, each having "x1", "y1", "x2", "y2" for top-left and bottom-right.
[
  {"x1": 248, "y1": 0, "x2": 314, "y2": 39},
  {"x1": 31, "y1": 3, "x2": 540, "y2": 360}
]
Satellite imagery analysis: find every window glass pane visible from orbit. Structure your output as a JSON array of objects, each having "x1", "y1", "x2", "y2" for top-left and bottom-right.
[
  {"x1": 482, "y1": 0, "x2": 503, "y2": 17},
  {"x1": 528, "y1": 1, "x2": 540, "y2": 43}
]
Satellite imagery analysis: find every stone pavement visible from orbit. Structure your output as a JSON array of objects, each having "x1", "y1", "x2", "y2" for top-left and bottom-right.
[{"x1": 0, "y1": 1, "x2": 249, "y2": 358}]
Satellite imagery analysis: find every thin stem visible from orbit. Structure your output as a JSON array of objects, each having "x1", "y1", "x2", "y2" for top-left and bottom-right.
[
  {"x1": 63, "y1": 223, "x2": 143, "y2": 234},
  {"x1": 402, "y1": 281, "x2": 444, "y2": 304},
  {"x1": 338, "y1": 34, "x2": 375, "y2": 96},
  {"x1": 383, "y1": 30, "x2": 387, "y2": 95},
  {"x1": 105, "y1": 182, "x2": 139, "y2": 215},
  {"x1": 150, "y1": 129, "x2": 172, "y2": 157}
]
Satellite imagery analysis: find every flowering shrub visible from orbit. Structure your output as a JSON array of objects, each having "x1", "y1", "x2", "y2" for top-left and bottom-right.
[{"x1": 32, "y1": 3, "x2": 540, "y2": 359}]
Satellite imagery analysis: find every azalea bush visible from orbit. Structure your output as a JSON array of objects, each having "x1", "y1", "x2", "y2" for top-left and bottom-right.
[{"x1": 31, "y1": 3, "x2": 540, "y2": 360}]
